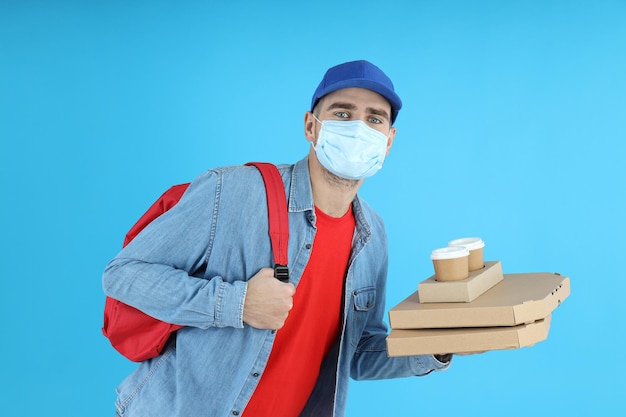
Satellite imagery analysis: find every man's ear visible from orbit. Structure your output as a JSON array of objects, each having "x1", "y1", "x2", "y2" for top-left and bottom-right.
[
  {"x1": 385, "y1": 127, "x2": 397, "y2": 156},
  {"x1": 304, "y1": 111, "x2": 317, "y2": 144}
]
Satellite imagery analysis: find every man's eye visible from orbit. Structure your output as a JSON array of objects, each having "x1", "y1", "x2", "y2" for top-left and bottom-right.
[
  {"x1": 335, "y1": 111, "x2": 349, "y2": 118},
  {"x1": 369, "y1": 116, "x2": 382, "y2": 124}
]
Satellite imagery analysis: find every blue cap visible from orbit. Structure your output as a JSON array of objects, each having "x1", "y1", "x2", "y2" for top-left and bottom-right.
[{"x1": 311, "y1": 60, "x2": 402, "y2": 123}]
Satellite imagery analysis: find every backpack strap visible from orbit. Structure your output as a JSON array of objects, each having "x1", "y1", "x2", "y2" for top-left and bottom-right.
[{"x1": 246, "y1": 162, "x2": 290, "y2": 283}]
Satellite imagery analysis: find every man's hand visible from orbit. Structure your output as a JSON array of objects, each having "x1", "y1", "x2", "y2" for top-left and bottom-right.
[{"x1": 243, "y1": 268, "x2": 296, "y2": 329}]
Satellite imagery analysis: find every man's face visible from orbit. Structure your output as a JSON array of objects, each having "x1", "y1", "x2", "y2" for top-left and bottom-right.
[{"x1": 306, "y1": 87, "x2": 396, "y2": 154}]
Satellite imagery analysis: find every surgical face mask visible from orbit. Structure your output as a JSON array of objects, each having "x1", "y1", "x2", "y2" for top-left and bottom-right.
[{"x1": 313, "y1": 116, "x2": 390, "y2": 180}]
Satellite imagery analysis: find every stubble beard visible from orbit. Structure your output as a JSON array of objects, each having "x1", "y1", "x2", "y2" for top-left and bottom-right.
[{"x1": 320, "y1": 165, "x2": 360, "y2": 190}]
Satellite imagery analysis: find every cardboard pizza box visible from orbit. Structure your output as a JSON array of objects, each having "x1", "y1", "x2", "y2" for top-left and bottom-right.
[
  {"x1": 389, "y1": 272, "x2": 569, "y2": 329},
  {"x1": 387, "y1": 314, "x2": 552, "y2": 356}
]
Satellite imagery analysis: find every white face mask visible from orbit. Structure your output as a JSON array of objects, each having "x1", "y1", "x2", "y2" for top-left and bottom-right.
[{"x1": 313, "y1": 116, "x2": 389, "y2": 180}]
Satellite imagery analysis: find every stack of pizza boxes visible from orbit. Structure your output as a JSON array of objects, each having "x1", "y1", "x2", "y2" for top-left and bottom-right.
[{"x1": 386, "y1": 238, "x2": 570, "y2": 356}]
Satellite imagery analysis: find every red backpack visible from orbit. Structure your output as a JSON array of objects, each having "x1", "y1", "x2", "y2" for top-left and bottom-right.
[{"x1": 102, "y1": 162, "x2": 289, "y2": 361}]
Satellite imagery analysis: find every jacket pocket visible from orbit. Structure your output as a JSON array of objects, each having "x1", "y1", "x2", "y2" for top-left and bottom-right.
[
  {"x1": 352, "y1": 286, "x2": 376, "y2": 311},
  {"x1": 348, "y1": 286, "x2": 377, "y2": 348}
]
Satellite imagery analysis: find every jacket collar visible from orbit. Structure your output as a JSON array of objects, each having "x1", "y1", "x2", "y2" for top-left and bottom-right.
[{"x1": 288, "y1": 156, "x2": 315, "y2": 214}]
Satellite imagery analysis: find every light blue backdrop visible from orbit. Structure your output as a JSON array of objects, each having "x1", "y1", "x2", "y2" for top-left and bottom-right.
[{"x1": 1, "y1": 1, "x2": 624, "y2": 415}]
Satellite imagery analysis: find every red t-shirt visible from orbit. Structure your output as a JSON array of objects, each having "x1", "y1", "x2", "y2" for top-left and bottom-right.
[{"x1": 243, "y1": 205, "x2": 355, "y2": 416}]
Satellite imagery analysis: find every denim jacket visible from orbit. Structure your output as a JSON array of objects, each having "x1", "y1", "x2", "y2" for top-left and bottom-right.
[{"x1": 103, "y1": 156, "x2": 449, "y2": 417}]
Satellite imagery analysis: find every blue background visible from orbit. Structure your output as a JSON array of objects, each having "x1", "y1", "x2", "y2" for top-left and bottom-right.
[{"x1": 1, "y1": 1, "x2": 624, "y2": 415}]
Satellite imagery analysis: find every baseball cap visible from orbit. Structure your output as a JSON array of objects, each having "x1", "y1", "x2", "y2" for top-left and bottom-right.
[{"x1": 310, "y1": 60, "x2": 402, "y2": 123}]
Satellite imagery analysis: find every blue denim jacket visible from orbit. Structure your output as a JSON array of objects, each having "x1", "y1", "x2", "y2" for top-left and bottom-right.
[{"x1": 103, "y1": 156, "x2": 449, "y2": 417}]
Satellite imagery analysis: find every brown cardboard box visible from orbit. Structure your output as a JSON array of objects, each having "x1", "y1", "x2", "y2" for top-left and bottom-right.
[
  {"x1": 389, "y1": 272, "x2": 569, "y2": 329},
  {"x1": 387, "y1": 314, "x2": 551, "y2": 356},
  {"x1": 418, "y1": 261, "x2": 504, "y2": 303}
]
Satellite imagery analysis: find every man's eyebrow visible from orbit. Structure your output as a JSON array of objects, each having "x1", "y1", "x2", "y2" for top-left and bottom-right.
[
  {"x1": 326, "y1": 102, "x2": 358, "y2": 112},
  {"x1": 366, "y1": 107, "x2": 390, "y2": 121}
]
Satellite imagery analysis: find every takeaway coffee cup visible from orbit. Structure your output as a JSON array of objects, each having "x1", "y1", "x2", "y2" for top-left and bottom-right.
[
  {"x1": 430, "y1": 246, "x2": 470, "y2": 282},
  {"x1": 448, "y1": 237, "x2": 485, "y2": 272}
]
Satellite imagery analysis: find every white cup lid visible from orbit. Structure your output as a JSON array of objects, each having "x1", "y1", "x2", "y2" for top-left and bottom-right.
[
  {"x1": 430, "y1": 246, "x2": 470, "y2": 260},
  {"x1": 448, "y1": 237, "x2": 485, "y2": 251}
]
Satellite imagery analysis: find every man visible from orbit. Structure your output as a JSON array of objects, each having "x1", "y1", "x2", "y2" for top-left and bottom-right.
[{"x1": 103, "y1": 60, "x2": 451, "y2": 417}]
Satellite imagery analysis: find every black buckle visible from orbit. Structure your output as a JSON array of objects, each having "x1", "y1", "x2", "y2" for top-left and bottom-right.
[{"x1": 274, "y1": 264, "x2": 290, "y2": 283}]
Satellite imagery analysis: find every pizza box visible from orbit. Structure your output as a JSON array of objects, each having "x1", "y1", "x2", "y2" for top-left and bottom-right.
[
  {"x1": 387, "y1": 314, "x2": 552, "y2": 356},
  {"x1": 389, "y1": 272, "x2": 569, "y2": 329}
]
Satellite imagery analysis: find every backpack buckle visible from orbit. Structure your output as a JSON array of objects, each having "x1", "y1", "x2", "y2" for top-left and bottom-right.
[{"x1": 274, "y1": 264, "x2": 290, "y2": 283}]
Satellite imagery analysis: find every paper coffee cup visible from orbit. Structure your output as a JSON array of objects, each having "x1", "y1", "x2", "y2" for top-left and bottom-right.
[
  {"x1": 430, "y1": 246, "x2": 470, "y2": 282},
  {"x1": 448, "y1": 237, "x2": 485, "y2": 272}
]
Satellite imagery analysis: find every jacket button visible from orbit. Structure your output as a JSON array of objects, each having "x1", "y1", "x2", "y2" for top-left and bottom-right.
[
  {"x1": 305, "y1": 243, "x2": 311, "y2": 249},
  {"x1": 252, "y1": 372, "x2": 260, "y2": 377},
  {"x1": 232, "y1": 411, "x2": 240, "y2": 416}
]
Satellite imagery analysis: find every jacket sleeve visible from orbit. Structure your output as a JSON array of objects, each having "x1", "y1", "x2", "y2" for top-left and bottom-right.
[
  {"x1": 102, "y1": 169, "x2": 247, "y2": 329},
  {"x1": 349, "y1": 275, "x2": 451, "y2": 380},
  {"x1": 349, "y1": 211, "x2": 451, "y2": 380}
]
